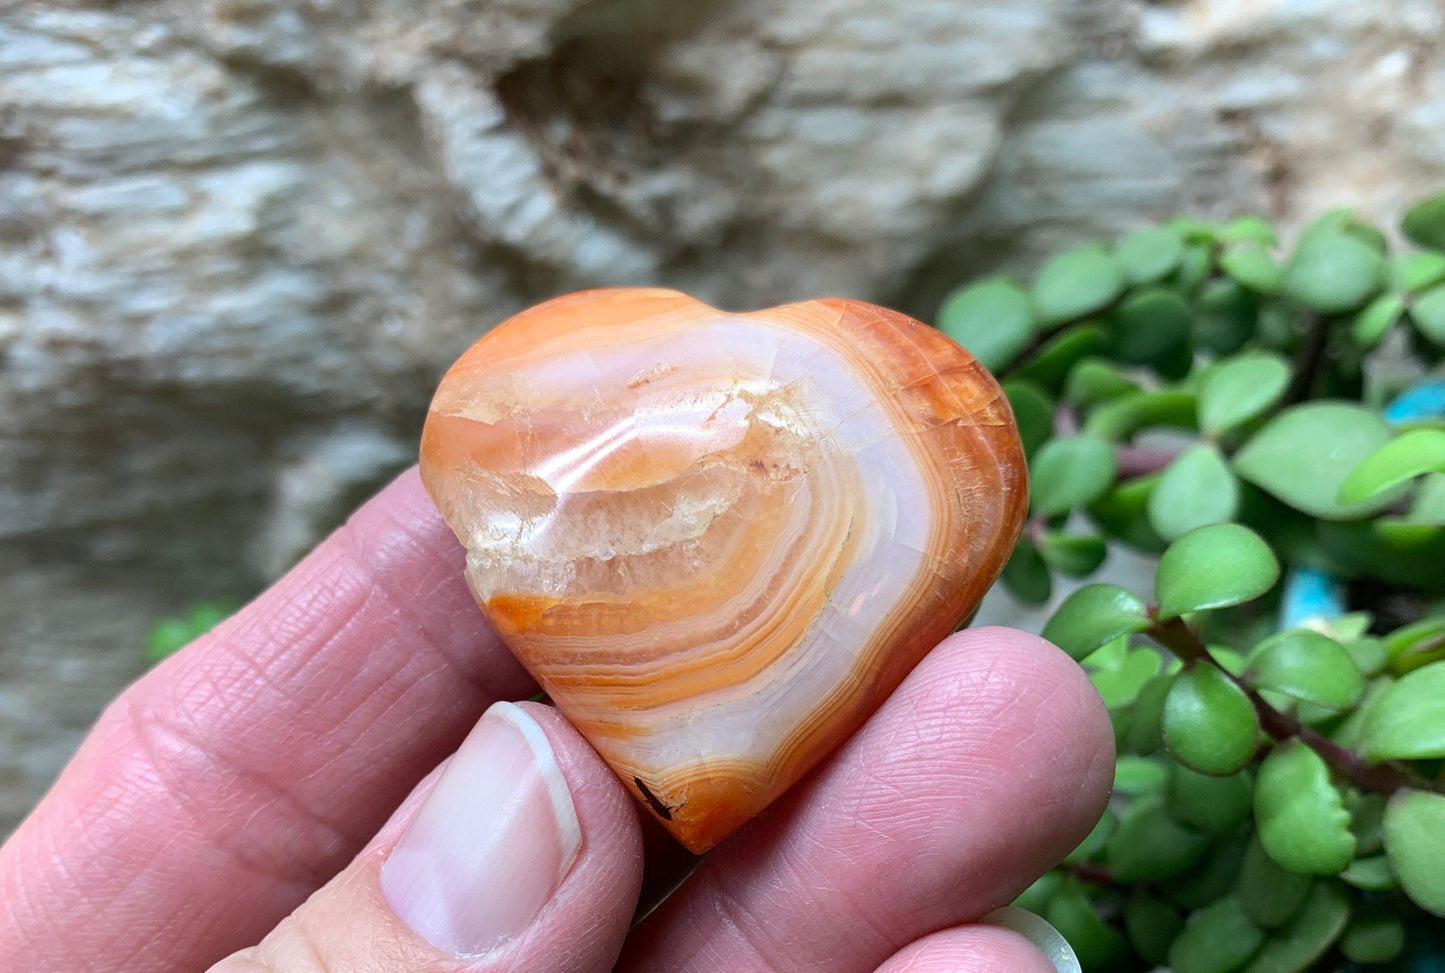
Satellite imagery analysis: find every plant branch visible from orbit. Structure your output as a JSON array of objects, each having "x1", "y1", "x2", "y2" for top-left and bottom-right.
[
  {"x1": 1115, "y1": 444, "x2": 1178, "y2": 478},
  {"x1": 1060, "y1": 861, "x2": 1127, "y2": 891},
  {"x1": 1283, "y1": 313, "x2": 1330, "y2": 406},
  {"x1": 1147, "y1": 613, "x2": 1443, "y2": 796}
]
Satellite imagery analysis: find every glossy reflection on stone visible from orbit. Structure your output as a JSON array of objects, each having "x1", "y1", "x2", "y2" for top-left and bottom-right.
[{"x1": 420, "y1": 288, "x2": 1028, "y2": 852}]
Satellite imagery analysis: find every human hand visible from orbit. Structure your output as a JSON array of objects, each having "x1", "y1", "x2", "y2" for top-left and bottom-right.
[{"x1": 0, "y1": 469, "x2": 1113, "y2": 972}]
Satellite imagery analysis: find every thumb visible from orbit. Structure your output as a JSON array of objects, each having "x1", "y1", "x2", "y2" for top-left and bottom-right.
[{"x1": 210, "y1": 701, "x2": 644, "y2": 972}]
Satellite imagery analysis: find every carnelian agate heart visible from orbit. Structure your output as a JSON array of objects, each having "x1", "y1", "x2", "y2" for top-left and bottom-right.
[{"x1": 419, "y1": 288, "x2": 1028, "y2": 852}]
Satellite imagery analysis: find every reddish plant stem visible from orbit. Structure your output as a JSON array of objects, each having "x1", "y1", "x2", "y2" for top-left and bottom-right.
[
  {"x1": 1053, "y1": 404, "x2": 1080, "y2": 438},
  {"x1": 1026, "y1": 516, "x2": 1048, "y2": 546},
  {"x1": 1147, "y1": 614, "x2": 1443, "y2": 796},
  {"x1": 1060, "y1": 861, "x2": 1126, "y2": 890},
  {"x1": 1114, "y1": 443, "x2": 1178, "y2": 478},
  {"x1": 1053, "y1": 403, "x2": 1179, "y2": 477}
]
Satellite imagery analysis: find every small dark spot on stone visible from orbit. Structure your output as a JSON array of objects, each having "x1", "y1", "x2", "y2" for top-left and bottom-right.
[{"x1": 634, "y1": 776, "x2": 673, "y2": 820}]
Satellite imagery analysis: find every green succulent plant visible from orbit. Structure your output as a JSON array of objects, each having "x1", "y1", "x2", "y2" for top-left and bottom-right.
[
  {"x1": 145, "y1": 600, "x2": 236, "y2": 664},
  {"x1": 938, "y1": 198, "x2": 1445, "y2": 971}
]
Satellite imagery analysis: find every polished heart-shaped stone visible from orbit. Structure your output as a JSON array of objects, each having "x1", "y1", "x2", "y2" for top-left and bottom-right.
[{"x1": 419, "y1": 288, "x2": 1028, "y2": 852}]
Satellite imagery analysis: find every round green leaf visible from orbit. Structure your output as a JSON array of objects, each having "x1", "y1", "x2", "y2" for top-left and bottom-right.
[
  {"x1": 1001, "y1": 541, "x2": 1052, "y2": 606},
  {"x1": 1255, "y1": 302, "x2": 1297, "y2": 348},
  {"x1": 1176, "y1": 241, "x2": 1214, "y2": 294},
  {"x1": 1063, "y1": 358, "x2": 1140, "y2": 410},
  {"x1": 1001, "y1": 379, "x2": 1054, "y2": 459},
  {"x1": 937, "y1": 279, "x2": 1034, "y2": 371},
  {"x1": 1339, "y1": 854, "x2": 1395, "y2": 891},
  {"x1": 1162, "y1": 833, "x2": 1250, "y2": 911},
  {"x1": 1383, "y1": 616, "x2": 1445, "y2": 674},
  {"x1": 1344, "y1": 218, "x2": 1389, "y2": 254},
  {"x1": 1402, "y1": 190, "x2": 1445, "y2": 250},
  {"x1": 1194, "y1": 279, "x2": 1259, "y2": 355},
  {"x1": 1032, "y1": 245, "x2": 1126, "y2": 325},
  {"x1": 1222, "y1": 216, "x2": 1278, "y2": 246},
  {"x1": 1157, "y1": 337, "x2": 1197, "y2": 387},
  {"x1": 1197, "y1": 352, "x2": 1292, "y2": 438},
  {"x1": 1234, "y1": 402, "x2": 1399, "y2": 520},
  {"x1": 1162, "y1": 663, "x2": 1259, "y2": 775},
  {"x1": 1122, "y1": 672, "x2": 1173, "y2": 756},
  {"x1": 1117, "y1": 226, "x2": 1185, "y2": 284},
  {"x1": 1383, "y1": 789, "x2": 1445, "y2": 915},
  {"x1": 1107, "y1": 796, "x2": 1210, "y2": 881},
  {"x1": 1347, "y1": 792, "x2": 1388, "y2": 855},
  {"x1": 1012, "y1": 324, "x2": 1109, "y2": 394},
  {"x1": 1221, "y1": 242, "x2": 1283, "y2": 294},
  {"x1": 1065, "y1": 808, "x2": 1117, "y2": 863},
  {"x1": 1281, "y1": 231, "x2": 1385, "y2": 313},
  {"x1": 1338, "y1": 633, "x2": 1386, "y2": 680},
  {"x1": 1082, "y1": 631, "x2": 1128, "y2": 668},
  {"x1": 1392, "y1": 249, "x2": 1445, "y2": 293},
  {"x1": 1042, "y1": 583, "x2": 1151, "y2": 660},
  {"x1": 1238, "y1": 836, "x2": 1312, "y2": 929},
  {"x1": 1147, "y1": 444, "x2": 1240, "y2": 542},
  {"x1": 1044, "y1": 883, "x2": 1132, "y2": 971},
  {"x1": 1352, "y1": 292, "x2": 1404, "y2": 347},
  {"x1": 1038, "y1": 532, "x2": 1108, "y2": 577},
  {"x1": 1339, "y1": 428, "x2": 1445, "y2": 506},
  {"x1": 1083, "y1": 389, "x2": 1198, "y2": 442},
  {"x1": 1030, "y1": 435, "x2": 1118, "y2": 518},
  {"x1": 1155, "y1": 523, "x2": 1280, "y2": 620},
  {"x1": 1012, "y1": 871, "x2": 1062, "y2": 915},
  {"x1": 1254, "y1": 740, "x2": 1356, "y2": 875},
  {"x1": 1109, "y1": 287, "x2": 1192, "y2": 366},
  {"x1": 1087, "y1": 473, "x2": 1168, "y2": 553},
  {"x1": 1406, "y1": 471, "x2": 1445, "y2": 524},
  {"x1": 1409, "y1": 283, "x2": 1445, "y2": 344},
  {"x1": 1091, "y1": 648, "x2": 1163, "y2": 709},
  {"x1": 1168, "y1": 897, "x2": 1264, "y2": 973},
  {"x1": 1125, "y1": 891, "x2": 1184, "y2": 967},
  {"x1": 1245, "y1": 629, "x2": 1363, "y2": 710},
  {"x1": 1209, "y1": 646, "x2": 1249, "y2": 677},
  {"x1": 186, "y1": 602, "x2": 233, "y2": 633},
  {"x1": 1114, "y1": 755, "x2": 1169, "y2": 795},
  {"x1": 1239, "y1": 881, "x2": 1350, "y2": 973},
  {"x1": 1169, "y1": 217, "x2": 1221, "y2": 244},
  {"x1": 145, "y1": 618, "x2": 193, "y2": 664},
  {"x1": 1168, "y1": 766, "x2": 1252, "y2": 832},
  {"x1": 1340, "y1": 904, "x2": 1404, "y2": 965},
  {"x1": 1361, "y1": 660, "x2": 1445, "y2": 760}
]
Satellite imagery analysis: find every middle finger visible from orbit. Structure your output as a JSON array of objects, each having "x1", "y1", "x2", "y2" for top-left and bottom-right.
[{"x1": 618, "y1": 626, "x2": 1113, "y2": 972}]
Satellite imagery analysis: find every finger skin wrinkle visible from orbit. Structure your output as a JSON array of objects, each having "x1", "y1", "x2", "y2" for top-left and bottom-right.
[
  {"x1": 215, "y1": 915, "x2": 332, "y2": 973},
  {"x1": 119, "y1": 694, "x2": 359, "y2": 890},
  {"x1": 0, "y1": 469, "x2": 534, "y2": 973},
  {"x1": 694, "y1": 867, "x2": 792, "y2": 973},
  {"x1": 332, "y1": 506, "x2": 520, "y2": 703}
]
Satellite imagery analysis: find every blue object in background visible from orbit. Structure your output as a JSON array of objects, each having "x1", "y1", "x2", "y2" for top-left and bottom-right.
[
  {"x1": 1383, "y1": 379, "x2": 1445, "y2": 426},
  {"x1": 1278, "y1": 380, "x2": 1445, "y2": 631},
  {"x1": 1306, "y1": 380, "x2": 1445, "y2": 971},
  {"x1": 1280, "y1": 566, "x2": 1346, "y2": 630}
]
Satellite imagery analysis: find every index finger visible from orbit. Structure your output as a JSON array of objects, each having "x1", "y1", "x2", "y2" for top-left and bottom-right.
[{"x1": 0, "y1": 468, "x2": 535, "y2": 973}]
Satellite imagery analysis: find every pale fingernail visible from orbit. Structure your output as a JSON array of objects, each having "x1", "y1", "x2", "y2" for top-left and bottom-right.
[
  {"x1": 982, "y1": 907, "x2": 1081, "y2": 973},
  {"x1": 380, "y1": 702, "x2": 582, "y2": 956}
]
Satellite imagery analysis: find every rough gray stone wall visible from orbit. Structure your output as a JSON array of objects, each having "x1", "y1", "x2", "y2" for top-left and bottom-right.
[{"x1": 4, "y1": 0, "x2": 1445, "y2": 829}]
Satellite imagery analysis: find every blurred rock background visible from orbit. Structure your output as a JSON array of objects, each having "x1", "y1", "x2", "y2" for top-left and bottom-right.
[{"x1": 3, "y1": 0, "x2": 1444, "y2": 830}]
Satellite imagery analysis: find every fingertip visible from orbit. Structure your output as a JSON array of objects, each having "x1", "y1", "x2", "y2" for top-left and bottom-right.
[
  {"x1": 872, "y1": 924, "x2": 1064, "y2": 973},
  {"x1": 379, "y1": 700, "x2": 643, "y2": 964},
  {"x1": 939, "y1": 623, "x2": 1117, "y2": 811},
  {"x1": 223, "y1": 701, "x2": 645, "y2": 973},
  {"x1": 511, "y1": 701, "x2": 646, "y2": 889}
]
